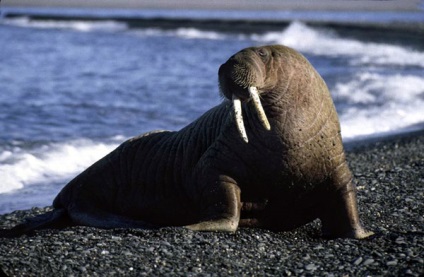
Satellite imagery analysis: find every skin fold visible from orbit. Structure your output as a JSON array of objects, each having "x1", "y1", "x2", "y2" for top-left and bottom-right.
[{"x1": 1, "y1": 45, "x2": 372, "y2": 239}]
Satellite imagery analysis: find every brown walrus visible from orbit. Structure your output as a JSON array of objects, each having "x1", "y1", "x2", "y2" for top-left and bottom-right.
[{"x1": 1, "y1": 45, "x2": 372, "y2": 239}]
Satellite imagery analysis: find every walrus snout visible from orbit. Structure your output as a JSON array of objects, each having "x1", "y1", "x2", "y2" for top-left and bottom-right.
[
  {"x1": 218, "y1": 48, "x2": 266, "y2": 100},
  {"x1": 218, "y1": 48, "x2": 271, "y2": 143},
  {"x1": 218, "y1": 61, "x2": 250, "y2": 101}
]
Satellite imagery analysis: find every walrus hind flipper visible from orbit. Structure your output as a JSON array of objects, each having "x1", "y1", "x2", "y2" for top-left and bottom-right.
[{"x1": 0, "y1": 208, "x2": 72, "y2": 238}]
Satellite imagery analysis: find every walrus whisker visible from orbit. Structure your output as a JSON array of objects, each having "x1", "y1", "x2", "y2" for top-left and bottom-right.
[
  {"x1": 232, "y1": 95, "x2": 249, "y2": 143},
  {"x1": 249, "y1": 86, "x2": 271, "y2": 131}
]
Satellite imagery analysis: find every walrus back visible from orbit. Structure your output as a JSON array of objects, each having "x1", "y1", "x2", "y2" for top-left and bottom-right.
[{"x1": 51, "y1": 102, "x2": 232, "y2": 226}]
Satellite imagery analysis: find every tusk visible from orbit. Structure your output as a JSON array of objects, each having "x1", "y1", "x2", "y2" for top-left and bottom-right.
[
  {"x1": 249, "y1": 87, "x2": 271, "y2": 131},
  {"x1": 232, "y1": 95, "x2": 249, "y2": 143}
]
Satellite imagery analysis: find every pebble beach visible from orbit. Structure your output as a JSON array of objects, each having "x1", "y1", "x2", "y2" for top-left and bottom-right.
[{"x1": 0, "y1": 131, "x2": 423, "y2": 276}]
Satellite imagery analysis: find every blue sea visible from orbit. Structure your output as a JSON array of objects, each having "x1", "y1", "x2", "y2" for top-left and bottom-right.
[{"x1": 0, "y1": 7, "x2": 423, "y2": 214}]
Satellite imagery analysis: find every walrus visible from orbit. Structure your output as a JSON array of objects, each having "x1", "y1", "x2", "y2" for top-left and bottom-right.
[{"x1": 1, "y1": 45, "x2": 372, "y2": 239}]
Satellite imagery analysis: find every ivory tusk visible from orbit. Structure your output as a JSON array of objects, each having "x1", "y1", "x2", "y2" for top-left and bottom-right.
[
  {"x1": 249, "y1": 87, "x2": 271, "y2": 131},
  {"x1": 232, "y1": 95, "x2": 249, "y2": 143}
]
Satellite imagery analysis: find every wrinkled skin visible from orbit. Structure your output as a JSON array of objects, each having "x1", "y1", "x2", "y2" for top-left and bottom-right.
[{"x1": 2, "y1": 45, "x2": 372, "y2": 239}]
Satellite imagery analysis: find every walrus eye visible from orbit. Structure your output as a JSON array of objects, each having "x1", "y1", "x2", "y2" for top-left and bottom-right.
[{"x1": 256, "y1": 49, "x2": 268, "y2": 59}]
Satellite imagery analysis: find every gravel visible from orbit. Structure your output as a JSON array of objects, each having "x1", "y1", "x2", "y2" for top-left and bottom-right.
[{"x1": 1, "y1": 131, "x2": 423, "y2": 276}]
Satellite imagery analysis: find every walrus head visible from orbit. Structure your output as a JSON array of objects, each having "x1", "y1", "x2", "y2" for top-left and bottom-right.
[{"x1": 219, "y1": 46, "x2": 284, "y2": 142}]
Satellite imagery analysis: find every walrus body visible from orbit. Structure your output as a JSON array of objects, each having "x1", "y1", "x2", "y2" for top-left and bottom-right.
[{"x1": 2, "y1": 45, "x2": 372, "y2": 238}]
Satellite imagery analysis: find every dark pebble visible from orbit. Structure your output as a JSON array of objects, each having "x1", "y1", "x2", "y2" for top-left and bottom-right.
[{"x1": 1, "y1": 131, "x2": 424, "y2": 276}]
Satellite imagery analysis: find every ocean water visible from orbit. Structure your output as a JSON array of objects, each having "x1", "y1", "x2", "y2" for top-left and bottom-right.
[{"x1": 0, "y1": 8, "x2": 423, "y2": 214}]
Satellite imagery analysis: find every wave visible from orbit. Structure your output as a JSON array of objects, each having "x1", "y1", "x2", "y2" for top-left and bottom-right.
[
  {"x1": 0, "y1": 139, "x2": 120, "y2": 194},
  {"x1": 2, "y1": 16, "x2": 232, "y2": 40},
  {"x1": 335, "y1": 72, "x2": 424, "y2": 139},
  {"x1": 131, "y1": 27, "x2": 229, "y2": 40},
  {"x1": 1, "y1": 16, "x2": 128, "y2": 32},
  {"x1": 252, "y1": 21, "x2": 424, "y2": 67},
  {"x1": 135, "y1": 22, "x2": 424, "y2": 67},
  {"x1": 3, "y1": 17, "x2": 424, "y2": 67}
]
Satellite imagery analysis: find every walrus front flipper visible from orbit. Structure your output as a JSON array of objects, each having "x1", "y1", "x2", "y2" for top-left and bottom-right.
[
  {"x1": 0, "y1": 208, "x2": 72, "y2": 238},
  {"x1": 320, "y1": 180, "x2": 374, "y2": 239},
  {"x1": 185, "y1": 176, "x2": 242, "y2": 232}
]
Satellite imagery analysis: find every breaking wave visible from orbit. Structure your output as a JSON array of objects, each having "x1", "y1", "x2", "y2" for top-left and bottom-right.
[
  {"x1": 131, "y1": 27, "x2": 229, "y2": 40},
  {"x1": 1, "y1": 16, "x2": 128, "y2": 32},
  {"x1": 334, "y1": 72, "x2": 424, "y2": 139},
  {"x1": 3, "y1": 17, "x2": 424, "y2": 68},
  {"x1": 0, "y1": 139, "x2": 120, "y2": 194},
  {"x1": 252, "y1": 21, "x2": 424, "y2": 67}
]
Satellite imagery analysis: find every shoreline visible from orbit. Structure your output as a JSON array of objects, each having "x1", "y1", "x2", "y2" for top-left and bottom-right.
[
  {"x1": 1, "y1": 130, "x2": 423, "y2": 276},
  {"x1": 344, "y1": 128, "x2": 424, "y2": 151}
]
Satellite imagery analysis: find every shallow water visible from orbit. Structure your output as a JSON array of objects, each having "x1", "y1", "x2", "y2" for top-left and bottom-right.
[{"x1": 0, "y1": 8, "x2": 423, "y2": 213}]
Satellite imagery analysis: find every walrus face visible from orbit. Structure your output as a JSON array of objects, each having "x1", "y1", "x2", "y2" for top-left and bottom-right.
[
  {"x1": 219, "y1": 46, "x2": 279, "y2": 142},
  {"x1": 219, "y1": 46, "x2": 272, "y2": 100}
]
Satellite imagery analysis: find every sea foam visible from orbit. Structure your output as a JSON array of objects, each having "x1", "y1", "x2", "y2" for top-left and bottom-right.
[
  {"x1": 136, "y1": 21, "x2": 424, "y2": 67},
  {"x1": 2, "y1": 16, "x2": 128, "y2": 32},
  {"x1": 253, "y1": 21, "x2": 424, "y2": 67},
  {"x1": 0, "y1": 139, "x2": 119, "y2": 194},
  {"x1": 336, "y1": 72, "x2": 424, "y2": 139},
  {"x1": 131, "y1": 27, "x2": 229, "y2": 40}
]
